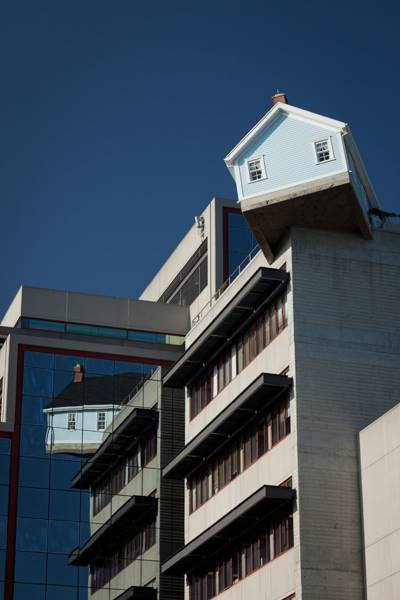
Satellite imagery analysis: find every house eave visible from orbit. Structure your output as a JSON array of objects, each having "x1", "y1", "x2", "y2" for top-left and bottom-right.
[{"x1": 224, "y1": 102, "x2": 347, "y2": 167}]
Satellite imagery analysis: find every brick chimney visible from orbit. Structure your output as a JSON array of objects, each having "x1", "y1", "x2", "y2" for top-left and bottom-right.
[
  {"x1": 272, "y1": 91, "x2": 288, "y2": 105},
  {"x1": 73, "y1": 363, "x2": 84, "y2": 383}
]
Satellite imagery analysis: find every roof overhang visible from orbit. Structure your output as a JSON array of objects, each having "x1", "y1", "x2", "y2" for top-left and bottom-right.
[
  {"x1": 71, "y1": 407, "x2": 158, "y2": 489},
  {"x1": 161, "y1": 485, "x2": 295, "y2": 576},
  {"x1": 69, "y1": 495, "x2": 157, "y2": 566},
  {"x1": 163, "y1": 372, "x2": 292, "y2": 479},
  {"x1": 114, "y1": 587, "x2": 157, "y2": 600},
  {"x1": 163, "y1": 267, "x2": 289, "y2": 388},
  {"x1": 224, "y1": 102, "x2": 346, "y2": 177}
]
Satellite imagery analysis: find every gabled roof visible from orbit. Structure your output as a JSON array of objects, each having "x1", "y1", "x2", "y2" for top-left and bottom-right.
[
  {"x1": 224, "y1": 101, "x2": 348, "y2": 176},
  {"x1": 44, "y1": 372, "x2": 145, "y2": 410}
]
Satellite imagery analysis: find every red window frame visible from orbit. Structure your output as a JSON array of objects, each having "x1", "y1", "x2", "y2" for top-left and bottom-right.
[
  {"x1": 188, "y1": 397, "x2": 291, "y2": 513},
  {"x1": 189, "y1": 292, "x2": 288, "y2": 421}
]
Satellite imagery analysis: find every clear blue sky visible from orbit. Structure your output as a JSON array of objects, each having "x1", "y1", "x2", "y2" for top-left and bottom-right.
[{"x1": 1, "y1": 0, "x2": 399, "y2": 317}]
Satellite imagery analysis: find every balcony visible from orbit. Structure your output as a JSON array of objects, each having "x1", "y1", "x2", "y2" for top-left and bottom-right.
[
  {"x1": 163, "y1": 267, "x2": 289, "y2": 389},
  {"x1": 69, "y1": 494, "x2": 157, "y2": 566},
  {"x1": 115, "y1": 588, "x2": 157, "y2": 600},
  {"x1": 71, "y1": 407, "x2": 158, "y2": 489},
  {"x1": 163, "y1": 372, "x2": 292, "y2": 479},
  {"x1": 161, "y1": 485, "x2": 295, "y2": 576}
]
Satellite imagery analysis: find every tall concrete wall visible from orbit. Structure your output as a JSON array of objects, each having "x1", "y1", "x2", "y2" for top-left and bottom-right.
[
  {"x1": 360, "y1": 403, "x2": 400, "y2": 600},
  {"x1": 180, "y1": 238, "x2": 301, "y2": 599},
  {"x1": 291, "y1": 227, "x2": 400, "y2": 599}
]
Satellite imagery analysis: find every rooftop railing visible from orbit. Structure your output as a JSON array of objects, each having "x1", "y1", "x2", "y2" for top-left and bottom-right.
[{"x1": 190, "y1": 245, "x2": 261, "y2": 331}]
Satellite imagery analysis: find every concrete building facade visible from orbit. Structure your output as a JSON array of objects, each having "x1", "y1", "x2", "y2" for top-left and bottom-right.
[{"x1": 157, "y1": 95, "x2": 400, "y2": 600}]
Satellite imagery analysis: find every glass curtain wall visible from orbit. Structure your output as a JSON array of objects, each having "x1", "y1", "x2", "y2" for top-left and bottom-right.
[
  {"x1": 4, "y1": 350, "x2": 161, "y2": 600},
  {"x1": 224, "y1": 210, "x2": 258, "y2": 280},
  {"x1": 0, "y1": 438, "x2": 11, "y2": 597}
]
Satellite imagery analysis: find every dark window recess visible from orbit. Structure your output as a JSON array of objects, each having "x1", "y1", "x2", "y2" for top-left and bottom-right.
[
  {"x1": 224, "y1": 210, "x2": 258, "y2": 281},
  {"x1": 93, "y1": 429, "x2": 157, "y2": 515},
  {"x1": 159, "y1": 239, "x2": 208, "y2": 305},
  {"x1": 169, "y1": 257, "x2": 207, "y2": 306},
  {"x1": 189, "y1": 396, "x2": 290, "y2": 513},
  {"x1": 190, "y1": 292, "x2": 287, "y2": 419},
  {"x1": 90, "y1": 518, "x2": 156, "y2": 592},
  {"x1": 189, "y1": 504, "x2": 294, "y2": 600}
]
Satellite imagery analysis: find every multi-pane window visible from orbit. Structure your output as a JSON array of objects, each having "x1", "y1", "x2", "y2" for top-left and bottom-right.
[
  {"x1": 189, "y1": 396, "x2": 290, "y2": 513},
  {"x1": 169, "y1": 257, "x2": 208, "y2": 306},
  {"x1": 97, "y1": 411, "x2": 106, "y2": 431},
  {"x1": 314, "y1": 139, "x2": 333, "y2": 163},
  {"x1": 18, "y1": 350, "x2": 162, "y2": 599},
  {"x1": 93, "y1": 429, "x2": 157, "y2": 514},
  {"x1": 223, "y1": 209, "x2": 259, "y2": 281},
  {"x1": 20, "y1": 317, "x2": 183, "y2": 346},
  {"x1": 67, "y1": 412, "x2": 77, "y2": 430},
  {"x1": 190, "y1": 372, "x2": 213, "y2": 419},
  {"x1": 189, "y1": 292, "x2": 287, "y2": 419},
  {"x1": 159, "y1": 239, "x2": 208, "y2": 306},
  {"x1": 91, "y1": 518, "x2": 157, "y2": 591},
  {"x1": 247, "y1": 157, "x2": 266, "y2": 182},
  {"x1": 189, "y1": 504, "x2": 294, "y2": 600}
]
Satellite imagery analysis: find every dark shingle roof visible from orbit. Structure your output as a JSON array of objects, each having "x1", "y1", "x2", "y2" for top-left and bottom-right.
[{"x1": 45, "y1": 372, "x2": 146, "y2": 410}]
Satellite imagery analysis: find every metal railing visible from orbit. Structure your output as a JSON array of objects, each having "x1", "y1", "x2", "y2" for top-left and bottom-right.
[{"x1": 190, "y1": 245, "x2": 261, "y2": 331}]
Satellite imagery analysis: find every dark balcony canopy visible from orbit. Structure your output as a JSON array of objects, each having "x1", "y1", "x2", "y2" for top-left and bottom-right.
[
  {"x1": 163, "y1": 372, "x2": 292, "y2": 479},
  {"x1": 114, "y1": 587, "x2": 157, "y2": 600},
  {"x1": 161, "y1": 485, "x2": 295, "y2": 576},
  {"x1": 69, "y1": 495, "x2": 157, "y2": 566},
  {"x1": 71, "y1": 407, "x2": 158, "y2": 489},
  {"x1": 163, "y1": 267, "x2": 289, "y2": 388}
]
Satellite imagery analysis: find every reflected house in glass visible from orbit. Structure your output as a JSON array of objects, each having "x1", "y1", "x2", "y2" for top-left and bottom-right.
[
  {"x1": 43, "y1": 364, "x2": 147, "y2": 456},
  {"x1": 70, "y1": 366, "x2": 167, "y2": 598},
  {"x1": 0, "y1": 286, "x2": 189, "y2": 600}
]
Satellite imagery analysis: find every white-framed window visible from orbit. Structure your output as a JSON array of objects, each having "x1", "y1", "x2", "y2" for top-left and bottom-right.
[
  {"x1": 246, "y1": 156, "x2": 267, "y2": 183},
  {"x1": 67, "y1": 412, "x2": 77, "y2": 430},
  {"x1": 97, "y1": 411, "x2": 106, "y2": 431},
  {"x1": 313, "y1": 138, "x2": 334, "y2": 163}
]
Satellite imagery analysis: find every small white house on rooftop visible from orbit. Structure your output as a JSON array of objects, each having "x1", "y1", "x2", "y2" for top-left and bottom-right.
[{"x1": 225, "y1": 93, "x2": 380, "y2": 262}]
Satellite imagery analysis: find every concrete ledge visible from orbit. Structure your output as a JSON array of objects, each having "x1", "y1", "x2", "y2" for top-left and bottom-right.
[{"x1": 241, "y1": 172, "x2": 372, "y2": 263}]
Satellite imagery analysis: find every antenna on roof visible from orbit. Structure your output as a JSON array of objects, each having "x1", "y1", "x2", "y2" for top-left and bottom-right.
[{"x1": 194, "y1": 215, "x2": 205, "y2": 239}]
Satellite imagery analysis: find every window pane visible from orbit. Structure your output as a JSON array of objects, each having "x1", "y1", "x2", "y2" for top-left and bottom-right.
[
  {"x1": 257, "y1": 421, "x2": 265, "y2": 457},
  {"x1": 279, "y1": 407, "x2": 285, "y2": 438},
  {"x1": 251, "y1": 429, "x2": 257, "y2": 463},
  {"x1": 237, "y1": 341, "x2": 243, "y2": 373},
  {"x1": 272, "y1": 414, "x2": 278, "y2": 445},
  {"x1": 65, "y1": 323, "x2": 98, "y2": 336},
  {"x1": 22, "y1": 319, "x2": 64, "y2": 333},
  {"x1": 225, "y1": 211, "x2": 258, "y2": 278},
  {"x1": 245, "y1": 545, "x2": 252, "y2": 574}
]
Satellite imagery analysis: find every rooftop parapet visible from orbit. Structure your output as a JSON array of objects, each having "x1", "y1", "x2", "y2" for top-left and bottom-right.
[{"x1": 1, "y1": 285, "x2": 190, "y2": 340}]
